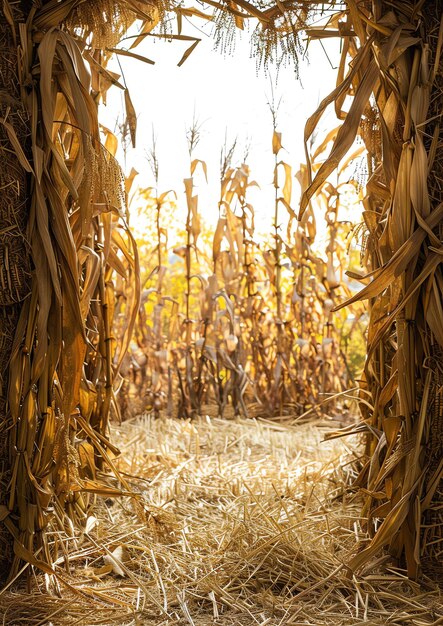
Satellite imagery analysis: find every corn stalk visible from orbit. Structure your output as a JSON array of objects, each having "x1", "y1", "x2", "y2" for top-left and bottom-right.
[
  {"x1": 0, "y1": 0, "x2": 146, "y2": 580},
  {"x1": 304, "y1": 0, "x2": 443, "y2": 578}
]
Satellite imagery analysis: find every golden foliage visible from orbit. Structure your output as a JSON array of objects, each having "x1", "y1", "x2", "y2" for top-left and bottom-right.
[{"x1": 120, "y1": 129, "x2": 364, "y2": 422}]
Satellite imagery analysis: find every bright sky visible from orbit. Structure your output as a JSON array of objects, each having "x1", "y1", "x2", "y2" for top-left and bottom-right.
[{"x1": 99, "y1": 16, "x2": 341, "y2": 231}]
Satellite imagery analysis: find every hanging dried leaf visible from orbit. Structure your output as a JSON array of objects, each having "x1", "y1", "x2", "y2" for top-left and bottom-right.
[{"x1": 124, "y1": 88, "x2": 137, "y2": 148}]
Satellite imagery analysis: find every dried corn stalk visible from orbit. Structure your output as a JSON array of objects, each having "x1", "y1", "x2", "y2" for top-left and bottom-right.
[
  {"x1": 121, "y1": 127, "x2": 359, "y2": 423},
  {"x1": 0, "y1": 0, "x2": 144, "y2": 579},
  {"x1": 303, "y1": 0, "x2": 443, "y2": 578}
]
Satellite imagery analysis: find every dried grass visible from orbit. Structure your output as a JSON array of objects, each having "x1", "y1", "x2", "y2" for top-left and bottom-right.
[{"x1": 1, "y1": 415, "x2": 441, "y2": 625}]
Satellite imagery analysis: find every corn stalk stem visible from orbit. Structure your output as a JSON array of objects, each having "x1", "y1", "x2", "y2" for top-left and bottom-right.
[
  {"x1": 97, "y1": 222, "x2": 113, "y2": 443},
  {"x1": 273, "y1": 153, "x2": 282, "y2": 335},
  {"x1": 0, "y1": 3, "x2": 32, "y2": 577}
]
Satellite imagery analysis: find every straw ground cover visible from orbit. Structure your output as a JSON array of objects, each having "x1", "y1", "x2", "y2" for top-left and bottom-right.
[{"x1": 1, "y1": 413, "x2": 442, "y2": 625}]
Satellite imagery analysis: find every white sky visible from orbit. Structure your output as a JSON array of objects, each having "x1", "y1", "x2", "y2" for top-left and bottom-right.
[{"x1": 99, "y1": 17, "x2": 341, "y2": 231}]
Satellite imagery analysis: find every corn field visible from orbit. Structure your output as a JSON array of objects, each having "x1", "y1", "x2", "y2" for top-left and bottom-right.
[
  {"x1": 117, "y1": 128, "x2": 365, "y2": 421},
  {"x1": 0, "y1": 0, "x2": 442, "y2": 596}
]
